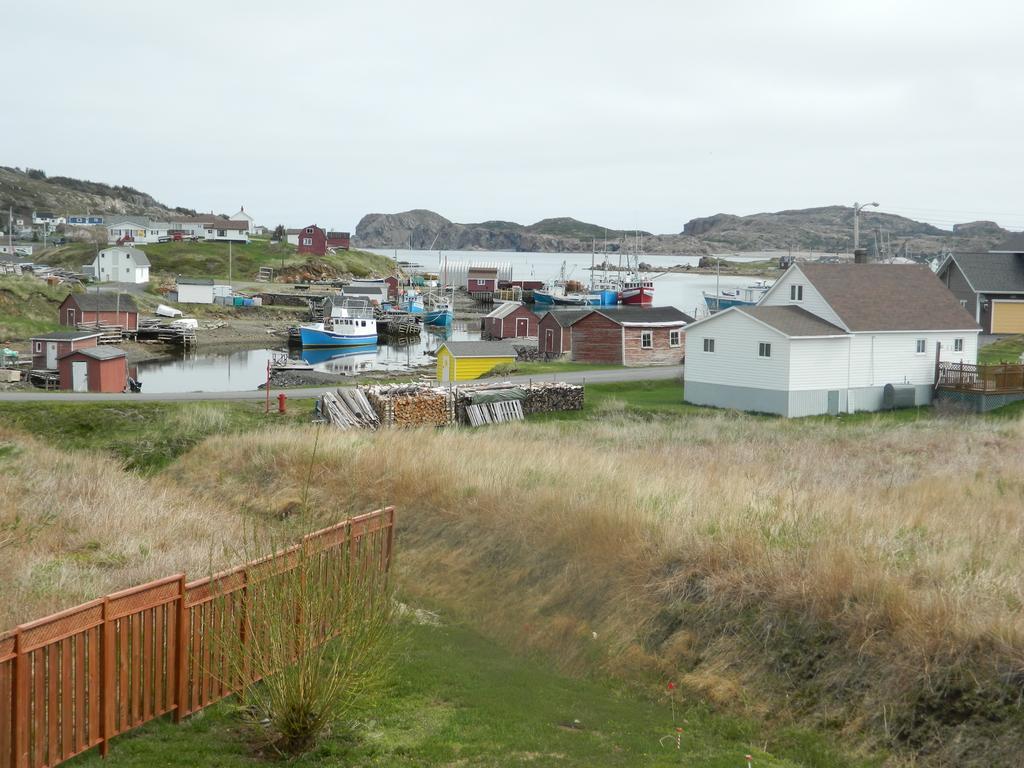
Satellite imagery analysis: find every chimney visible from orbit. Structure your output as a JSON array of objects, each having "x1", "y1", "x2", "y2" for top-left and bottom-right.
[{"x1": 854, "y1": 248, "x2": 868, "y2": 264}]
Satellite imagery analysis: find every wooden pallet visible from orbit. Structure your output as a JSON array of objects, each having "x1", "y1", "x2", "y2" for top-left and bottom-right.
[{"x1": 465, "y1": 399, "x2": 524, "y2": 427}]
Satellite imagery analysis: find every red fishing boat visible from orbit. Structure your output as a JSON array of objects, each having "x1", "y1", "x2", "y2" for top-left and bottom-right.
[{"x1": 620, "y1": 276, "x2": 654, "y2": 304}]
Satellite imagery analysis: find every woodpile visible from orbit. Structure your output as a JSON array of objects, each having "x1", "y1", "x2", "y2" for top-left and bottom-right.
[
  {"x1": 320, "y1": 389, "x2": 381, "y2": 430},
  {"x1": 523, "y1": 382, "x2": 584, "y2": 415},
  {"x1": 364, "y1": 384, "x2": 453, "y2": 428}
]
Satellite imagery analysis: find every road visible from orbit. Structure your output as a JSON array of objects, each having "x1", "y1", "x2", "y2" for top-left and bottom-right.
[{"x1": 0, "y1": 365, "x2": 683, "y2": 403}]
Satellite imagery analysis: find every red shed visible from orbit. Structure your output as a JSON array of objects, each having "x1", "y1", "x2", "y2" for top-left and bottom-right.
[
  {"x1": 384, "y1": 275, "x2": 400, "y2": 302},
  {"x1": 483, "y1": 302, "x2": 538, "y2": 339},
  {"x1": 30, "y1": 330, "x2": 102, "y2": 370},
  {"x1": 569, "y1": 306, "x2": 693, "y2": 367},
  {"x1": 58, "y1": 346, "x2": 128, "y2": 393},
  {"x1": 537, "y1": 309, "x2": 592, "y2": 357},
  {"x1": 297, "y1": 225, "x2": 327, "y2": 256},
  {"x1": 467, "y1": 266, "x2": 498, "y2": 294},
  {"x1": 326, "y1": 231, "x2": 351, "y2": 251},
  {"x1": 59, "y1": 293, "x2": 139, "y2": 331}
]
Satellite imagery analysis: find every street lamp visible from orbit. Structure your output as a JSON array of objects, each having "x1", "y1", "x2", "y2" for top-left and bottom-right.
[{"x1": 853, "y1": 201, "x2": 879, "y2": 251}]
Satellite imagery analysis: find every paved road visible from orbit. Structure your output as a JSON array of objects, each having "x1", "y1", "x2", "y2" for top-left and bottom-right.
[{"x1": 0, "y1": 365, "x2": 683, "y2": 403}]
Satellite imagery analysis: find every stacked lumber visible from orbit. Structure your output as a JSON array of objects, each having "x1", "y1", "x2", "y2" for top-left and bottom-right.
[
  {"x1": 466, "y1": 400, "x2": 524, "y2": 427},
  {"x1": 320, "y1": 389, "x2": 381, "y2": 430},
  {"x1": 523, "y1": 382, "x2": 584, "y2": 415},
  {"x1": 365, "y1": 384, "x2": 453, "y2": 428}
]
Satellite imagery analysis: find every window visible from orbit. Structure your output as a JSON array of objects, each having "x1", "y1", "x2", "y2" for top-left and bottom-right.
[
  {"x1": 759, "y1": 342, "x2": 772, "y2": 358},
  {"x1": 669, "y1": 330, "x2": 680, "y2": 347},
  {"x1": 476, "y1": 279, "x2": 487, "y2": 286},
  {"x1": 305, "y1": 227, "x2": 313, "y2": 234},
  {"x1": 218, "y1": 229, "x2": 227, "y2": 237},
  {"x1": 302, "y1": 237, "x2": 313, "y2": 246},
  {"x1": 790, "y1": 284, "x2": 803, "y2": 301},
  {"x1": 34, "y1": 341, "x2": 42, "y2": 353},
  {"x1": 641, "y1": 331, "x2": 653, "y2": 349},
  {"x1": 954, "y1": 338, "x2": 964, "y2": 352},
  {"x1": 915, "y1": 339, "x2": 926, "y2": 354},
  {"x1": 703, "y1": 338, "x2": 715, "y2": 353}
]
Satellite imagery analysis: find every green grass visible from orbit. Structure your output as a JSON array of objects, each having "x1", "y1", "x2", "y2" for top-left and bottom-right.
[
  {"x1": 66, "y1": 619, "x2": 869, "y2": 768},
  {"x1": 531, "y1": 379, "x2": 702, "y2": 422},
  {"x1": 40, "y1": 241, "x2": 396, "y2": 282},
  {"x1": 0, "y1": 276, "x2": 70, "y2": 342},
  {"x1": 978, "y1": 335, "x2": 1024, "y2": 364},
  {"x1": 0, "y1": 399, "x2": 315, "y2": 474}
]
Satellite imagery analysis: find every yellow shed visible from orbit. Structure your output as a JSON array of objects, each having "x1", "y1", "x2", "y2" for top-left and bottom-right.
[{"x1": 436, "y1": 340, "x2": 517, "y2": 382}]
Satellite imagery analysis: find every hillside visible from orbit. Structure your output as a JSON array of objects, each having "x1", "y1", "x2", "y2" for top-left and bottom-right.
[
  {"x1": 0, "y1": 166, "x2": 192, "y2": 221},
  {"x1": 356, "y1": 206, "x2": 1013, "y2": 258}
]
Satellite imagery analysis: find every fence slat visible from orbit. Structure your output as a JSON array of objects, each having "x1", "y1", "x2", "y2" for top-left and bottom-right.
[{"x1": 74, "y1": 635, "x2": 85, "y2": 756}]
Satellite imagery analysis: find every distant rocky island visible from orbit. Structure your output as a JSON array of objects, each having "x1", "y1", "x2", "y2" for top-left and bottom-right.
[{"x1": 355, "y1": 207, "x2": 1011, "y2": 259}]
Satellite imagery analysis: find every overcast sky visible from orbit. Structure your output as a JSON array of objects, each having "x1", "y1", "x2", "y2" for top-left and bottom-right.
[{"x1": 6, "y1": 1, "x2": 1024, "y2": 233}]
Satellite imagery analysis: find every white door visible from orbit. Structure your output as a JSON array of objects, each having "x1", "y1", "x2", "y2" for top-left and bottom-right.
[
  {"x1": 46, "y1": 343, "x2": 58, "y2": 369},
  {"x1": 442, "y1": 355, "x2": 451, "y2": 383},
  {"x1": 71, "y1": 361, "x2": 89, "y2": 392}
]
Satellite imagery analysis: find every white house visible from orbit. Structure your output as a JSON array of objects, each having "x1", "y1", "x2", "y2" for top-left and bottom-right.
[
  {"x1": 684, "y1": 263, "x2": 981, "y2": 417},
  {"x1": 285, "y1": 228, "x2": 301, "y2": 246},
  {"x1": 88, "y1": 246, "x2": 150, "y2": 284},
  {"x1": 230, "y1": 206, "x2": 254, "y2": 232},
  {"x1": 203, "y1": 220, "x2": 250, "y2": 243},
  {"x1": 107, "y1": 218, "x2": 169, "y2": 245}
]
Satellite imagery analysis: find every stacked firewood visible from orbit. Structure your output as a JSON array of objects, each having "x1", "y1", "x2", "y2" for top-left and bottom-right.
[
  {"x1": 523, "y1": 382, "x2": 584, "y2": 415},
  {"x1": 364, "y1": 385, "x2": 453, "y2": 428}
]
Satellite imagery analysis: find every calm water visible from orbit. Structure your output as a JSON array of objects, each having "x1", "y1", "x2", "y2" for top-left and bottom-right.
[
  {"x1": 134, "y1": 323, "x2": 481, "y2": 393},
  {"x1": 367, "y1": 248, "x2": 768, "y2": 318}
]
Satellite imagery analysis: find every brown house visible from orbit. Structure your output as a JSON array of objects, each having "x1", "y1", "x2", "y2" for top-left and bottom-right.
[
  {"x1": 58, "y1": 347, "x2": 128, "y2": 392},
  {"x1": 569, "y1": 306, "x2": 693, "y2": 366},
  {"x1": 30, "y1": 330, "x2": 102, "y2": 370},
  {"x1": 483, "y1": 302, "x2": 538, "y2": 339},
  {"x1": 537, "y1": 309, "x2": 592, "y2": 357},
  {"x1": 59, "y1": 293, "x2": 139, "y2": 331}
]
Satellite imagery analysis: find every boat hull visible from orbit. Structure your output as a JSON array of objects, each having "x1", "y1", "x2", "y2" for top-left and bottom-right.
[
  {"x1": 588, "y1": 288, "x2": 619, "y2": 306},
  {"x1": 299, "y1": 325, "x2": 378, "y2": 348},
  {"x1": 620, "y1": 286, "x2": 653, "y2": 305},
  {"x1": 533, "y1": 290, "x2": 557, "y2": 305},
  {"x1": 703, "y1": 293, "x2": 757, "y2": 311},
  {"x1": 424, "y1": 308, "x2": 453, "y2": 325}
]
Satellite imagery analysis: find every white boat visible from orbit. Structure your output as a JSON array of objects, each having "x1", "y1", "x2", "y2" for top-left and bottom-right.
[{"x1": 299, "y1": 301, "x2": 378, "y2": 347}]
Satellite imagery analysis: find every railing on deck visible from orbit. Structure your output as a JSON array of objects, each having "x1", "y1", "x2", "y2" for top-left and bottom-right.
[
  {"x1": 936, "y1": 361, "x2": 1024, "y2": 394},
  {"x1": 0, "y1": 507, "x2": 395, "y2": 768}
]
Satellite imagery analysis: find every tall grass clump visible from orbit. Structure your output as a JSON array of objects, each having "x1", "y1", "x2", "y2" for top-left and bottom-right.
[{"x1": 170, "y1": 414, "x2": 1024, "y2": 766}]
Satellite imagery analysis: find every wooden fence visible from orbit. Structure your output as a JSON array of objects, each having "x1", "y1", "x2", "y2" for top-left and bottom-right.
[
  {"x1": 0, "y1": 507, "x2": 395, "y2": 768},
  {"x1": 936, "y1": 361, "x2": 1024, "y2": 394}
]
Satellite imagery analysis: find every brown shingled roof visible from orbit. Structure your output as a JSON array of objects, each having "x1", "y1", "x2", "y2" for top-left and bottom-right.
[
  {"x1": 796, "y1": 263, "x2": 979, "y2": 332},
  {"x1": 739, "y1": 305, "x2": 847, "y2": 336}
]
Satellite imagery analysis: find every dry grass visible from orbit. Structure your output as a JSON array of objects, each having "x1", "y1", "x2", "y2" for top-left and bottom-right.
[{"x1": 3, "y1": 410, "x2": 1024, "y2": 764}]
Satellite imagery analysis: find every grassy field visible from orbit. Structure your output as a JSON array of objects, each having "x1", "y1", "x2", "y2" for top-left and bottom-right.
[
  {"x1": 0, "y1": 275, "x2": 70, "y2": 342},
  {"x1": 978, "y1": 334, "x2": 1024, "y2": 364},
  {"x1": 3, "y1": 385, "x2": 1024, "y2": 765},
  {"x1": 65, "y1": 620, "x2": 864, "y2": 768},
  {"x1": 39, "y1": 240, "x2": 396, "y2": 282}
]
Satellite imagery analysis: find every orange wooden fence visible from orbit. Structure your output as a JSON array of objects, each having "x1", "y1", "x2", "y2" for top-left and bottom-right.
[{"x1": 0, "y1": 507, "x2": 395, "y2": 768}]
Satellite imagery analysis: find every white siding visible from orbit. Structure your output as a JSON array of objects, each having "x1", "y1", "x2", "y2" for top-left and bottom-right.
[
  {"x1": 685, "y1": 310, "x2": 791, "y2": 389},
  {"x1": 760, "y1": 266, "x2": 846, "y2": 329},
  {"x1": 848, "y1": 331, "x2": 978, "y2": 388},
  {"x1": 177, "y1": 284, "x2": 214, "y2": 304},
  {"x1": 788, "y1": 337, "x2": 852, "y2": 390}
]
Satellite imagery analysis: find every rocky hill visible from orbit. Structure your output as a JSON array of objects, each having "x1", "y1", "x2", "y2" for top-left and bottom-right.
[
  {"x1": 0, "y1": 166, "x2": 194, "y2": 221},
  {"x1": 356, "y1": 206, "x2": 1013, "y2": 258}
]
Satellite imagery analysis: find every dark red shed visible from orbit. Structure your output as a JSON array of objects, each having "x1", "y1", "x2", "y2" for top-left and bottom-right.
[
  {"x1": 59, "y1": 293, "x2": 139, "y2": 331},
  {"x1": 58, "y1": 346, "x2": 128, "y2": 393},
  {"x1": 297, "y1": 225, "x2": 327, "y2": 256},
  {"x1": 483, "y1": 302, "x2": 538, "y2": 340}
]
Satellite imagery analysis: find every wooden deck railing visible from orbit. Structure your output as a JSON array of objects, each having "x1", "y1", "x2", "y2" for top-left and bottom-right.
[
  {"x1": 0, "y1": 507, "x2": 395, "y2": 768},
  {"x1": 936, "y1": 361, "x2": 1024, "y2": 394}
]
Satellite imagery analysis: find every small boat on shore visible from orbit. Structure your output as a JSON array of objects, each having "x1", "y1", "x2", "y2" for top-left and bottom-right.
[{"x1": 702, "y1": 281, "x2": 772, "y2": 312}]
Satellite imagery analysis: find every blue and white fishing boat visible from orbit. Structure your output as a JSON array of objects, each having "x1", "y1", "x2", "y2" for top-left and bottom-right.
[
  {"x1": 399, "y1": 289, "x2": 424, "y2": 313},
  {"x1": 702, "y1": 281, "x2": 773, "y2": 312},
  {"x1": 588, "y1": 281, "x2": 620, "y2": 306},
  {"x1": 299, "y1": 302, "x2": 378, "y2": 347}
]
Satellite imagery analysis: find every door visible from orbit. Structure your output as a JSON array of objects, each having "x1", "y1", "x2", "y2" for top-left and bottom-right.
[
  {"x1": 66, "y1": 308, "x2": 76, "y2": 325},
  {"x1": 545, "y1": 329, "x2": 554, "y2": 353},
  {"x1": 441, "y1": 354, "x2": 451, "y2": 383},
  {"x1": 72, "y1": 361, "x2": 89, "y2": 392},
  {"x1": 516, "y1": 318, "x2": 529, "y2": 337},
  {"x1": 46, "y1": 343, "x2": 58, "y2": 369},
  {"x1": 827, "y1": 390, "x2": 840, "y2": 416}
]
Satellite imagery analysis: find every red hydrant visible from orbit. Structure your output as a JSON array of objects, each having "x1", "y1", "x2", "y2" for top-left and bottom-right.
[{"x1": 277, "y1": 393, "x2": 287, "y2": 414}]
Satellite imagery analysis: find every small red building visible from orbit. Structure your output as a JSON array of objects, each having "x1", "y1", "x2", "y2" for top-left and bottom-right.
[
  {"x1": 31, "y1": 330, "x2": 102, "y2": 370},
  {"x1": 326, "y1": 231, "x2": 351, "y2": 251},
  {"x1": 467, "y1": 266, "x2": 498, "y2": 294},
  {"x1": 569, "y1": 306, "x2": 693, "y2": 366},
  {"x1": 483, "y1": 302, "x2": 538, "y2": 339},
  {"x1": 384, "y1": 275, "x2": 400, "y2": 302},
  {"x1": 500, "y1": 279, "x2": 546, "y2": 291},
  {"x1": 297, "y1": 225, "x2": 327, "y2": 256},
  {"x1": 59, "y1": 293, "x2": 139, "y2": 331},
  {"x1": 537, "y1": 309, "x2": 592, "y2": 357},
  {"x1": 58, "y1": 347, "x2": 128, "y2": 393}
]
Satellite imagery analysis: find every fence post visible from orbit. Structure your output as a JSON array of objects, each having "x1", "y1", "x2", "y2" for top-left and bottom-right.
[
  {"x1": 385, "y1": 507, "x2": 396, "y2": 574},
  {"x1": 239, "y1": 570, "x2": 250, "y2": 686},
  {"x1": 12, "y1": 628, "x2": 27, "y2": 768},
  {"x1": 100, "y1": 597, "x2": 114, "y2": 757},
  {"x1": 173, "y1": 576, "x2": 187, "y2": 723}
]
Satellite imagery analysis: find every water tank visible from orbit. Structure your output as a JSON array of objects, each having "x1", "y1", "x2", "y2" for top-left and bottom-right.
[{"x1": 883, "y1": 383, "x2": 916, "y2": 409}]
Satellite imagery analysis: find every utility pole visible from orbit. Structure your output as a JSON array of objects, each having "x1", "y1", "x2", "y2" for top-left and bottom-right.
[
  {"x1": 852, "y1": 201, "x2": 879, "y2": 251},
  {"x1": 229, "y1": 239, "x2": 233, "y2": 285}
]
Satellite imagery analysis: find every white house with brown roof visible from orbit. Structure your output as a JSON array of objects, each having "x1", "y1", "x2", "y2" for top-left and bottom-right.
[{"x1": 684, "y1": 263, "x2": 980, "y2": 417}]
